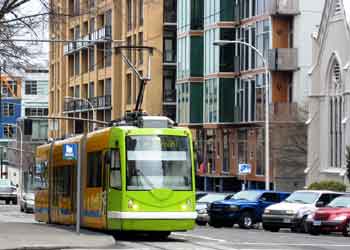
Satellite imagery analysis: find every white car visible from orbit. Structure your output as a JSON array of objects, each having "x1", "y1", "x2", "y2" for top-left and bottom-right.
[{"x1": 262, "y1": 190, "x2": 343, "y2": 232}]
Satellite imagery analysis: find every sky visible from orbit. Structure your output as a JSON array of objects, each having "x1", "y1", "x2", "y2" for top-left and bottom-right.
[{"x1": 15, "y1": 0, "x2": 49, "y2": 68}]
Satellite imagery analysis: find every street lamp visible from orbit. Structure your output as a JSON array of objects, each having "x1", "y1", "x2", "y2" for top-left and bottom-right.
[
  {"x1": 213, "y1": 40, "x2": 270, "y2": 190},
  {"x1": 64, "y1": 96, "x2": 96, "y2": 132}
]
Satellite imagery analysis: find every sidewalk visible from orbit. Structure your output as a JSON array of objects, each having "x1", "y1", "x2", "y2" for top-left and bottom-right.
[{"x1": 0, "y1": 222, "x2": 117, "y2": 250}]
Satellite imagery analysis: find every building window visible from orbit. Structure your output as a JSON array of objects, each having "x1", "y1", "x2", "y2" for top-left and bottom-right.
[
  {"x1": 139, "y1": 32, "x2": 143, "y2": 64},
  {"x1": 163, "y1": 69, "x2": 176, "y2": 103},
  {"x1": 89, "y1": 81, "x2": 94, "y2": 98},
  {"x1": 204, "y1": 79, "x2": 218, "y2": 123},
  {"x1": 176, "y1": 83, "x2": 190, "y2": 123},
  {"x1": 127, "y1": 0, "x2": 132, "y2": 31},
  {"x1": 127, "y1": 36, "x2": 132, "y2": 60},
  {"x1": 164, "y1": 30, "x2": 176, "y2": 63},
  {"x1": 105, "y1": 43, "x2": 112, "y2": 67},
  {"x1": 164, "y1": 0, "x2": 177, "y2": 23},
  {"x1": 256, "y1": 128, "x2": 265, "y2": 175},
  {"x1": 256, "y1": 19, "x2": 271, "y2": 68},
  {"x1": 222, "y1": 130, "x2": 230, "y2": 173},
  {"x1": 25, "y1": 81, "x2": 37, "y2": 95},
  {"x1": 89, "y1": 18, "x2": 95, "y2": 33},
  {"x1": 126, "y1": 74, "x2": 132, "y2": 105},
  {"x1": 73, "y1": 0, "x2": 80, "y2": 15},
  {"x1": 4, "y1": 80, "x2": 17, "y2": 97},
  {"x1": 139, "y1": 0, "x2": 144, "y2": 26},
  {"x1": 3, "y1": 124, "x2": 15, "y2": 138},
  {"x1": 74, "y1": 52, "x2": 80, "y2": 75},
  {"x1": 220, "y1": 28, "x2": 236, "y2": 72},
  {"x1": 105, "y1": 78, "x2": 111, "y2": 95},
  {"x1": 25, "y1": 108, "x2": 48, "y2": 116},
  {"x1": 2, "y1": 103, "x2": 15, "y2": 117},
  {"x1": 89, "y1": 48, "x2": 95, "y2": 71},
  {"x1": 329, "y1": 59, "x2": 343, "y2": 168},
  {"x1": 237, "y1": 129, "x2": 248, "y2": 166}
]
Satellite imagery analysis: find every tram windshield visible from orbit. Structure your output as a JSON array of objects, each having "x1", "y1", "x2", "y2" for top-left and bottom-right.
[{"x1": 126, "y1": 135, "x2": 192, "y2": 191}]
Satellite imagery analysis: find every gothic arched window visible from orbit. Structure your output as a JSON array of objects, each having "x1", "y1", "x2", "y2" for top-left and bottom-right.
[{"x1": 329, "y1": 58, "x2": 344, "y2": 168}]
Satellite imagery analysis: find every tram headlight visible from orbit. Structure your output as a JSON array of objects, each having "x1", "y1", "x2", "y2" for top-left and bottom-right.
[
  {"x1": 128, "y1": 199, "x2": 139, "y2": 210},
  {"x1": 181, "y1": 200, "x2": 192, "y2": 210}
]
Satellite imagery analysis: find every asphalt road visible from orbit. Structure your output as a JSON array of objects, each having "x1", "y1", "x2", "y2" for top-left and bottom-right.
[{"x1": 1, "y1": 202, "x2": 350, "y2": 250}]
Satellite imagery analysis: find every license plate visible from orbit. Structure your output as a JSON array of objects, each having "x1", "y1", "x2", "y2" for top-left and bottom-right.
[
  {"x1": 283, "y1": 218, "x2": 291, "y2": 223},
  {"x1": 313, "y1": 220, "x2": 321, "y2": 226}
]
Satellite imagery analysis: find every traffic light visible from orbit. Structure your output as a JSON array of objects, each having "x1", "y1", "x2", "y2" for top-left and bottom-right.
[{"x1": 24, "y1": 119, "x2": 33, "y2": 135}]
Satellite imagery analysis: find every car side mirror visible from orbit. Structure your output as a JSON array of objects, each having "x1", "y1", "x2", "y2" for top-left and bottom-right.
[
  {"x1": 316, "y1": 201, "x2": 325, "y2": 207},
  {"x1": 16, "y1": 184, "x2": 19, "y2": 188}
]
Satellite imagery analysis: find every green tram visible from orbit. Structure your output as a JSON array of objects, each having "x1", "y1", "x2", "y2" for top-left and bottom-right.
[{"x1": 35, "y1": 116, "x2": 196, "y2": 237}]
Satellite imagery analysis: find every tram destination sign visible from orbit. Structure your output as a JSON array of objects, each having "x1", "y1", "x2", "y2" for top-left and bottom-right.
[{"x1": 63, "y1": 144, "x2": 78, "y2": 160}]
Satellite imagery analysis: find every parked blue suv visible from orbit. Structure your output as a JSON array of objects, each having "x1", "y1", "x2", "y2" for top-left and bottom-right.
[{"x1": 207, "y1": 190, "x2": 290, "y2": 229}]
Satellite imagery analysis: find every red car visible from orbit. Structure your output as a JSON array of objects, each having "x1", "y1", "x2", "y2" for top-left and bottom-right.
[{"x1": 307, "y1": 195, "x2": 350, "y2": 236}]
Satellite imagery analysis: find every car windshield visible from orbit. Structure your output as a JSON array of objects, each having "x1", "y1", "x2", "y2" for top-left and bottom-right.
[
  {"x1": 0, "y1": 179, "x2": 11, "y2": 187},
  {"x1": 197, "y1": 194, "x2": 228, "y2": 203},
  {"x1": 231, "y1": 191, "x2": 261, "y2": 202},
  {"x1": 285, "y1": 192, "x2": 319, "y2": 204},
  {"x1": 126, "y1": 135, "x2": 192, "y2": 191},
  {"x1": 327, "y1": 196, "x2": 350, "y2": 208}
]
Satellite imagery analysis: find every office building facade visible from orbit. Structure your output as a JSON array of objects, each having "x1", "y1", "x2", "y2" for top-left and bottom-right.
[
  {"x1": 49, "y1": 0, "x2": 177, "y2": 138},
  {"x1": 177, "y1": 0, "x2": 325, "y2": 191}
]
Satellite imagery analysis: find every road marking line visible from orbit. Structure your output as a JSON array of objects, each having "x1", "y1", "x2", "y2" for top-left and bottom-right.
[
  {"x1": 173, "y1": 233, "x2": 350, "y2": 248},
  {"x1": 173, "y1": 233, "x2": 228, "y2": 243}
]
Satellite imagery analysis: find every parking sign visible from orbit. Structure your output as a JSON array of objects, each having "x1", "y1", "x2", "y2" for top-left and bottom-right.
[
  {"x1": 63, "y1": 144, "x2": 78, "y2": 160},
  {"x1": 238, "y1": 163, "x2": 251, "y2": 175}
]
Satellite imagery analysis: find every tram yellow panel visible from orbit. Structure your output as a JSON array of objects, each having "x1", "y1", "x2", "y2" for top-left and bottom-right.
[{"x1": 82, "y1": 187, "x2": 105, "y2": 229}]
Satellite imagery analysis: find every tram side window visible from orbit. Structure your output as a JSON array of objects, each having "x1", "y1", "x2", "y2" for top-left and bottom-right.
[
  {"x1": 110, "y1": 150, "x2": 121, "y2": 189},
  {"x1": 87, "y1": 151, "x2": 102, "y2": 187},
  {"x1": 53, "y1": 166, "x2": 72, "y2": 206}
]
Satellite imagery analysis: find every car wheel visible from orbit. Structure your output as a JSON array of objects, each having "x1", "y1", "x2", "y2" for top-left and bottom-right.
[
  {"x1": 342, "y1": 220, "x2": 350, "y2": 237},
  {"x1": 263, "y1": 223, "x2": 280, "y2": 232},
  {"x1": 12, "y1": 199, "x2": 17, "y2": 205},
  {"x1": 208, "y1": 219, "x2": 222, "y2": 228},
  {"x1": 239, "y1": 211, "x2": 254, "y2": 229},
  {"x1": 300, "y1": 217, "x2": 308, "y2": 233},
  {"x1": 309, "y1": 226, "x2": 320, "y2": 236},
  {"x1": 196, "y1": 221, "x2": 207, "y2": 226},
  {"x1": 5, "y1": 199, "x2": 10, "y2": 205}
]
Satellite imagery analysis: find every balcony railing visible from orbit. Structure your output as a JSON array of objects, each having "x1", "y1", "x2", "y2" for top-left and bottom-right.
[
  {"x1": 64, "y1": 26, "x2": 112, "y2": 55},
  {"x1": 266, "y1": 0, "x2": 299, "y2": 16},
  {"x1": 64, "y1": 95, "x2": 112, "y2": 112},
  {"x1": 268, "y1": 48, "x2": 298, "y2": 71}
]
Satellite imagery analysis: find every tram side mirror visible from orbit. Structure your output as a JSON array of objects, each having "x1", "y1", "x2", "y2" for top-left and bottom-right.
[{"x1": 104, "y1": 151, "x2": 111, "y2": 165}]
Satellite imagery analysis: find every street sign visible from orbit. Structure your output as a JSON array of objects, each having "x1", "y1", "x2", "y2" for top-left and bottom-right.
[
  {"x1": 239, "y1": 163, "x2": 252, "y2": 175},
  {"x1": 63, "y1": 144, "x2": 78, "y2": 160}
]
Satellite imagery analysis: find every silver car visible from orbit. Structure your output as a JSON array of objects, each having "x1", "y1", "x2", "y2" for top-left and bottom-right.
[
  {"x1": 0, "y1": 179, "x2": 18, "y2": 205},
  {"x1": 20, "y1": 192, "x2": 35, "y2": 213},
  {"x1": 196, "y1": 193, "x2": 234, "y2": 226}
]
